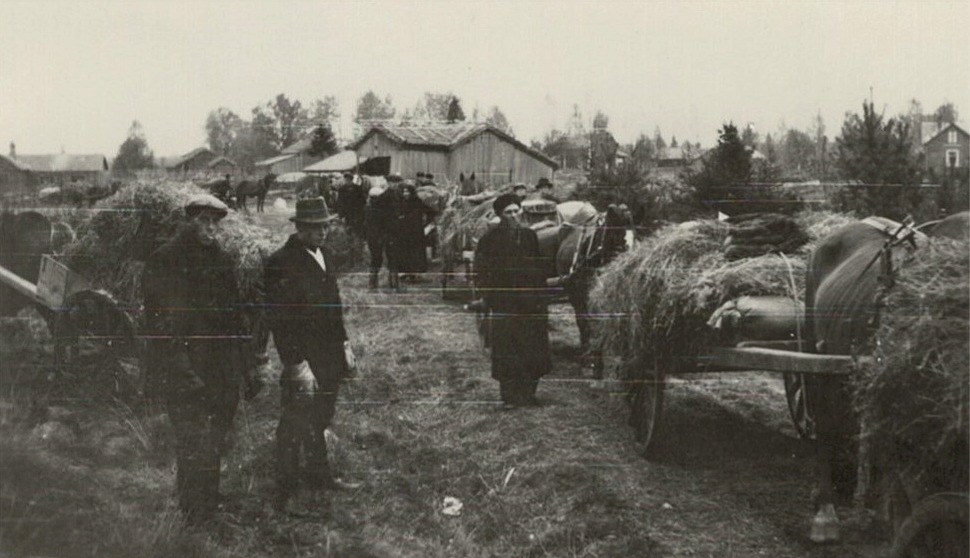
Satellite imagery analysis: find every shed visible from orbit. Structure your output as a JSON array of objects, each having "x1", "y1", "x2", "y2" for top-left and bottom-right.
[
  {"x1": 348, "y1": 123, "x2": 557, "y2": 186},
  {"x1": 255, "y1": 137, "x2": 325, "y2": 175},
  {"x1": 165, "y1": 147, "x2": 217, "y2": 174}
]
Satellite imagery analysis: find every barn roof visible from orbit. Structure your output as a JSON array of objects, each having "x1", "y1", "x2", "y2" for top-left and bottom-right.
[
  {"x1": 254, "y1": 153, "x2": 297, "y2": 167},
  {"x1": 164, "y1": 147, "x2": 213, "y2": 169},
  {"x1": 350, "y1": 123, "x2": 558, "y2": 169},
  {"x1": 303, "y1": 150, "x2": 368, "y2": 173},
  {"x1": 11, "y1": 153, "x2": 108, "y2": 172}
]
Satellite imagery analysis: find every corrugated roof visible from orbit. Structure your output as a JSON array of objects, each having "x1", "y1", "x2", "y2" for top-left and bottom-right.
[
  {"x1": 12, "y1": 153, "x2": 108, "y2": 172},
  {"x1": 349, "y1": 123, "x2": 558, "y2": 169},
  {"x1": 254, "y1": 153, "x2": 297, "y2": 167},
  {"x1": 164, "y1": 147, "x2": 213, "y2": 169}
]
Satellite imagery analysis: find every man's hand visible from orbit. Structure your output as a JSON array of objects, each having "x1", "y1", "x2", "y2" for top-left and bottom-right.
[{"x1": 344, "y1": 341, "x2": 357, "y2": 377}]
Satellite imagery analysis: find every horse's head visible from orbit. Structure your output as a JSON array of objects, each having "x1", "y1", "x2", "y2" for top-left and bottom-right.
[{"x1": 458, "y1": 172, "x2": 478, "y2": 196}]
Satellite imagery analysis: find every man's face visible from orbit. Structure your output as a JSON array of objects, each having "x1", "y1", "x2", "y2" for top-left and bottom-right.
[
  {"x1": 296, "y1": 222, "x2": 330, "y2": 249},
  {"x1": 513, "y1": 187, "x2": 527, "y2": 200},
  {"x1": 499, "y1": 204, "x2": 523, "y2": 227},
  {"x1": 189, "y1": 212, "x2": 222, "y2": 246}
]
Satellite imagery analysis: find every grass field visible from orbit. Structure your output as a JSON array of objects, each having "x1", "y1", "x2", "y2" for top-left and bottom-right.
[{"x1": 0, "y1": 200, "x2": 892, "y2": 557}]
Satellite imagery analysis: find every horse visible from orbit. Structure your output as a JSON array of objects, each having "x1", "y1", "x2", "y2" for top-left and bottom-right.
[
  {"x1": 458, "y1": 172, "x2": 479, "y2": 196},
  {"x1": 201, "y1": 176, "x2": 233, "y2": 205},
  {"x1": 555, "y1": 203, "x2": 635, "y2": 364},
  {"x1": 801, "y1": 211, "x2": 969, "y2": 542},
  {"x1": 235, "y1": 174, "x2": 275, "y2": 213}
]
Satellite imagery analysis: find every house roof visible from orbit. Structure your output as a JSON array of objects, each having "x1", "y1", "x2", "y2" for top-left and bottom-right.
[
  {"x1": 282, "y1": 137, "x2": 313, "y2": 155},
  {"x1": 349, "y1": 123, "x2": 559, "y2": 169},
  {"x1": 924, "y1": 122, "x2": 969, "y2": 145},
  {"x1": 207, "y1": 156, "x2": 237, "y2": 168},
  {"x1": 164, "y1": 147, "x2": 213, "y2": 169},
  {"x1": 254, "y1": 153, "x2": 297, "y2": 167},
  {"x1": 0, "y1": 153, "x2": 29, "y2": 171},
  {"x1": 11, "y1": 153, "x2": 108, "y2": 172}
]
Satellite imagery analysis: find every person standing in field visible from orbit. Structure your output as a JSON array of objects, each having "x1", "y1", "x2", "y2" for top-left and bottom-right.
[
  {"x1": 263, "y1": 197, "x2": 361, "y2": 513},
  {"x1": 473, "y1": 193, "x2": 552, "y2": 408},
  {"x1": 396, "y1": 180, "x2": 437, "y2": 282},
  {"x1": 365, "y1": 174, "x2": 404, "y2": 291},
  {"x1": 141, "y1": 194, "x2": 262, "y2": 526}
]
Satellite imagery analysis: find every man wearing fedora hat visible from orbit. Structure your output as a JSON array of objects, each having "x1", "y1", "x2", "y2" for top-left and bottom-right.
[
  {"x1": 142, "y1": 194, "x2": 262, "y2": 526},
  {"x1": 535, "y1": 178, "x2": 560, "y2": 203},
  {"x1": 263, "y1": 197, "x2": 361, "y2": 511}
]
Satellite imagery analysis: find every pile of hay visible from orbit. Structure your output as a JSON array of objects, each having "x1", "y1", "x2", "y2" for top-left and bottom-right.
[
  {"x1": 853, "y1": 237, "x2": 969, "y2": 487},
  {"x1": 63, "y1": 180, "x2": 286, "y2": 309},
  {"x1": 589, "y1": 211, "x2": 855, "y2": 379}
]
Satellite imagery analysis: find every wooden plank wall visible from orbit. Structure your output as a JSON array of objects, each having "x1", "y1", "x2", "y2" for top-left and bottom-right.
[
  {"x1": 354, "y1": 131, "x2": 554, "y2": 186},
  {"x1": 449, "y1": 132, "x2": 554, "y2": 186}
]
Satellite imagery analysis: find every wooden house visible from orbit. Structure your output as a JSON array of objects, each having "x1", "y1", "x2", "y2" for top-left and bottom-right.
[
  {"x1": 348, "y1": 123, "x2": 557, "y2": 186},
  {"x1": 923, "y1": 123, "x2": 970, "y2": 177}
]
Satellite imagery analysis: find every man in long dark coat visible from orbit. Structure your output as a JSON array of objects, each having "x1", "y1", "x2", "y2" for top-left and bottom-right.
[
  {"x1": 142, "y1": 194, "x2": 261, "y2": 525},
  {"x1": 263, "y1": 197, "x2": 360, "y2": 512},
  {"x1": 474, "y1": 193, "x2": 552, "y2": 407},
  {"x1": 365, "y1": 175, "x2": 403, "y2": 290}
]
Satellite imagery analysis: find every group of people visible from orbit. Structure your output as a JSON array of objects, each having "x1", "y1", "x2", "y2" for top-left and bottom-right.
[
  {"x1": 363, "y1": 174, "x2": 437, "y2": 290},
  {"x1": 142, "y1": 175, "x2": 556, "y2": 525}
]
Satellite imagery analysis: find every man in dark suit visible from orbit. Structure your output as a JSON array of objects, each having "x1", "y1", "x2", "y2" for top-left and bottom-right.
[
  {"x1": 263, "y1": 197, "x2": 360, "y2": 512},
  {"x1": 474, "y1": 193, "x2": 552, "y2": 408},
  {"x1": 142, "y1": 194, "x2": 261, "y2": 526}
]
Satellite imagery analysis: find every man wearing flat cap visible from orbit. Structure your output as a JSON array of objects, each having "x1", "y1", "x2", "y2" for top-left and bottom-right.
[
  {"x1": 263, "y1": 197, "x2": 360, "y2": 512},
  {"x1": 142, "y1": 194, "x2": 262, "y2": 526},
  {"x1": 474, "y1": 193, "x2": 552, "y2": 408}
]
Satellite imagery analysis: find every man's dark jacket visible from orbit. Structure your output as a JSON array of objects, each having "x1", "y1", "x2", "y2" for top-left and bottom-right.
[
  {"x1": 263, "y1": 234, "x2": 349, "y2": 378},
  {"x1": 141, "y1": 229, "x2": 254, "y2": 403}
]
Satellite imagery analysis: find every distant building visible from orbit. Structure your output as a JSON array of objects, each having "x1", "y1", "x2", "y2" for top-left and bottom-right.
[
  {"x1": 207, "y1": 156, "x2": 238, "y2": 176},
  {"x1": 348, "y1": 122, "x2": 557, "y2": 186},
  {"x1": 255, "y1": 137, "x2": 324, "y2": 175},
  {"x1": 164, "y1": 147, "x2": 217, "y2": 174},
  {"x1": 654, "y1": 145, "x2": 706, "y2": 180},
  {"x1": 0, "y1": 150, "x2": 32, "y2": 197},
  {"x1": 3, "y1": 142, "x2": 109, "y2": 188},
  {"x1": 923, "y1": 123, "x2": 969, "y2": 177}
]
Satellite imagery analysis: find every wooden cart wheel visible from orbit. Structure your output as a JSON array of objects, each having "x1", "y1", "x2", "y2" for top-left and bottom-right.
[
  {"x1": 52, "y1": 290, "x2": 139, "y2": 395},
  {"x1": 891, "y1": 492, "x2": 968, "y2": 558},
  {"x1": 629, "y1": 367, "x2": 666, "y2": 458},
  {"x1": 783, "y1": 372, "x2": 816, "y2": 439}
]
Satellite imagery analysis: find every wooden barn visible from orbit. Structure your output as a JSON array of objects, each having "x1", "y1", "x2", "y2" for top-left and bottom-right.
[
  {"x1": 348, "y1": 123, "x2": 557, "y2": 186},
  {"x1": 3, "y1": 143, "x2": 109, "y2": 187}
]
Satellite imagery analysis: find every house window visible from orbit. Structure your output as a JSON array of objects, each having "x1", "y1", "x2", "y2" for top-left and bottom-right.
[
  {"x1": 946, "y1": 149, "x2": 960, "y2": 168},
  {"x1": 948, "y1": 131, "x2": 958, "y2": 143}
]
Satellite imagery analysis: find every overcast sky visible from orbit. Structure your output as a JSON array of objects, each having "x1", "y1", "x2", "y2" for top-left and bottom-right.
[{"x1": 2, "y1": 0, "x2": 968, "y2": 158}]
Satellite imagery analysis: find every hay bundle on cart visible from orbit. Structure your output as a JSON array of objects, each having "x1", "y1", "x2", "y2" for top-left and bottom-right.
[
  {"x1": 589, "y1": 211, "x2": 854, "y2": 379},
  {"x1": 63, "y1": 180, "x2": 285, "y2": 309},
  {"x1": 852, "y1": 236, "x2": 969, "y2": 547}
]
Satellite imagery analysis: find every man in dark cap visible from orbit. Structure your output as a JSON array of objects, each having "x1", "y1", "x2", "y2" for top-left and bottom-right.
[
  {"x1": 142, "y1": 194, "x2": 262, "y2": 526},
  {"x1": 535, "y1": 177, "x2": 560, "y2": 203},
  {"x1": 263, "y1": 197, "x2": 361, "y2": 513},
  {"x1": 474, "y1": 193, "x2": 551, "y2": 408}
]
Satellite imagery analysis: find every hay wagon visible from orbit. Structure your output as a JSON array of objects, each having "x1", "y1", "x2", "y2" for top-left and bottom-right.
[
  {"x1": 0, "y1": 211, "x2": 136, "y2": 375},
  {"x1": 626, "y1": 220, "x2": 968, "y2": 555}
]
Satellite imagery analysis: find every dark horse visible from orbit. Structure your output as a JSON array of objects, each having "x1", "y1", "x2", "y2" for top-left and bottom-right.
[
  {"x1": 555, "y1": 203, "x2": 635, "y2": 363},
  {"x1": 235, "y1": 173, "x2": 275, "y2": 213},
  {"x1": 802, "y1": 211, "x2": 969, "y2": 542}
]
